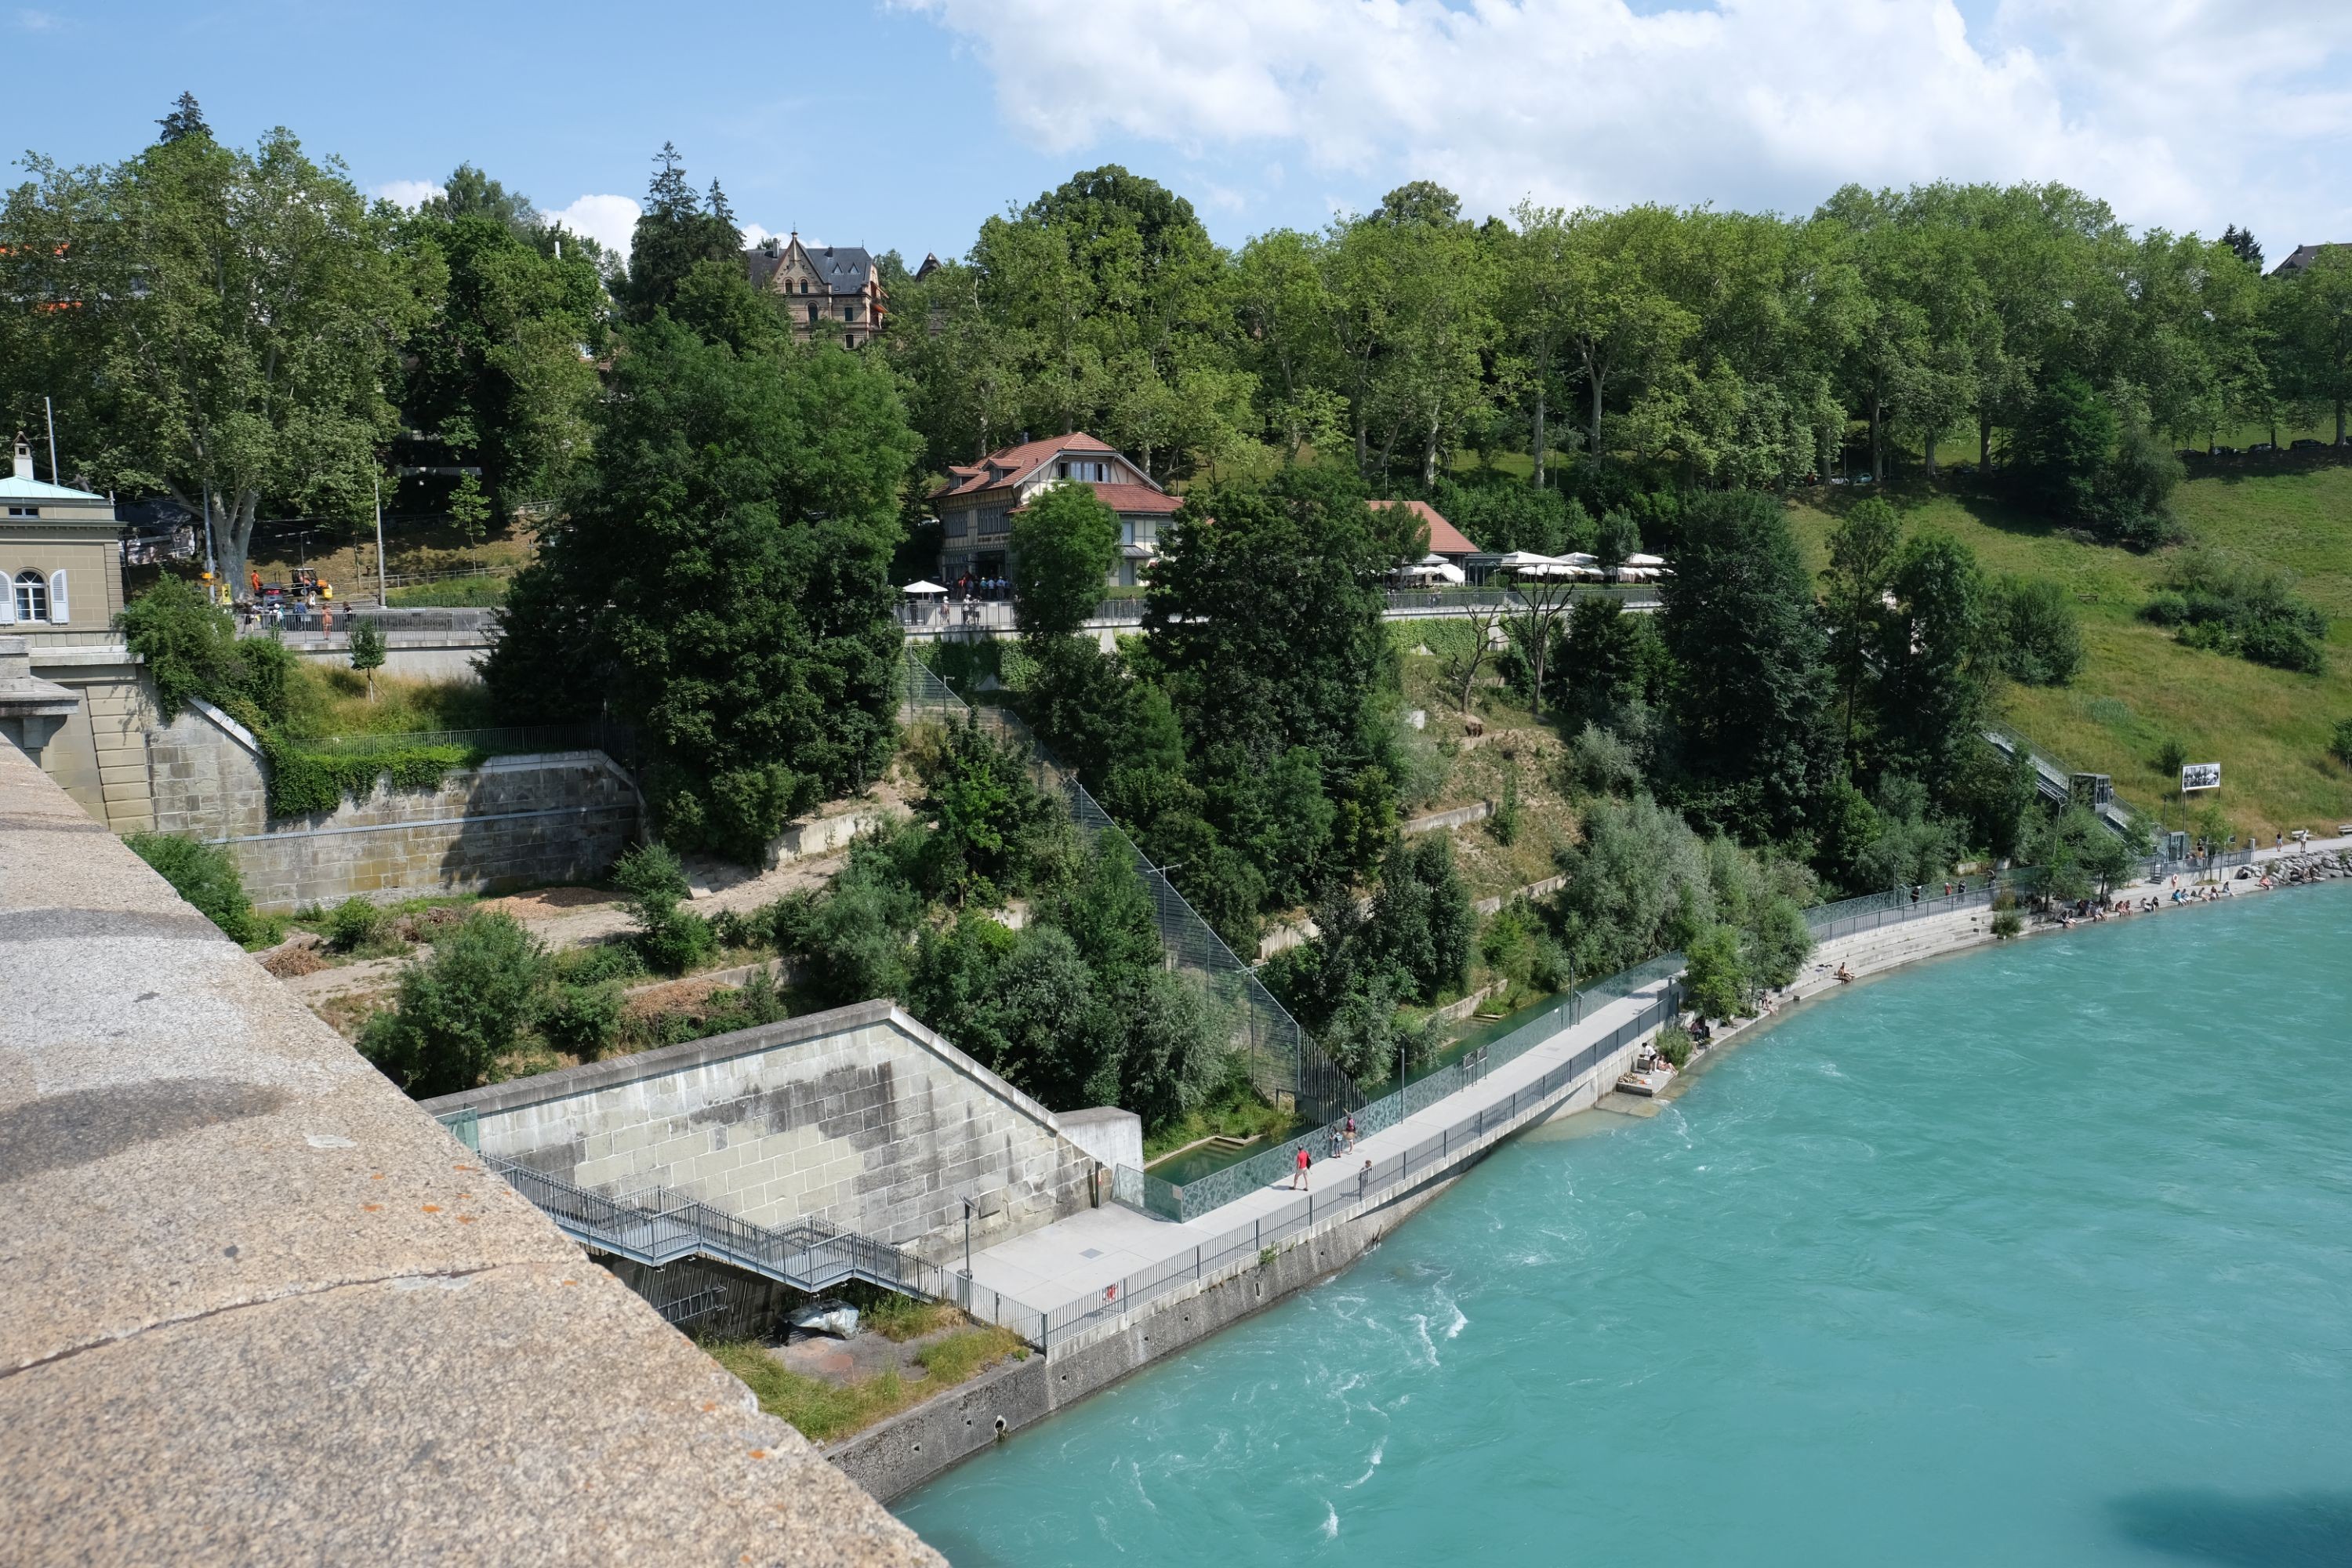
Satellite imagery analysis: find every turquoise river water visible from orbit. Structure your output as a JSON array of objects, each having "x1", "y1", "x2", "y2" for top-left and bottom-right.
[{"x1": 898, "y1": 884, "x2": 2352, "y2": 1566}]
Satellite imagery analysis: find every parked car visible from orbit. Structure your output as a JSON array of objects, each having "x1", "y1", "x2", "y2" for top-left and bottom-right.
[
  {"x1": 2248, "y1": 441, "x2": 2276, "y2": 454},
  {"x1": 2290, "y1": 437, "x2": 2326, "y2": 451},
  {"x1": 2212, "y1": 445, "x2": 2241, "y2": 457}
]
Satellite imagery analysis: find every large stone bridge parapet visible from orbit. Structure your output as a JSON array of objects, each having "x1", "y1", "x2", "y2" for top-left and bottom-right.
[{"x1": 0, "y1": 735, "x2": 940, "y2": 1566}]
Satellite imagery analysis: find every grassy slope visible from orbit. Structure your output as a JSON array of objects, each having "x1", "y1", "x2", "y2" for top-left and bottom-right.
[
  {"x1": 280, "y1": 661, "x2": 499, "y2": 739},
  {"x1": 1787, "y1": 461, "x2": 2352, "y2": 839},
  {"x1": 243, "y1": 515, "x2": 537, "y2": 596}
]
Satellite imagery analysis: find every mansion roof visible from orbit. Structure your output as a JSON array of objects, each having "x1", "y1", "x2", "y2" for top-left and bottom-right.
[{"x1": 745, "y1": 238, "x2": 880, "y2": 297}]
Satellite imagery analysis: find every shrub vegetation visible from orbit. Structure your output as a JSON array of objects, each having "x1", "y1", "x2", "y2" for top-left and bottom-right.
[{"x1": 125, "y1": 833, "x2": 259, "y2": 945}]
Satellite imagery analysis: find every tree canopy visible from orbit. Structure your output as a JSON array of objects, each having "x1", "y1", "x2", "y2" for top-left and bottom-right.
[{"x1": 487, "y1": 313, "x2": 919, "y2": 860}]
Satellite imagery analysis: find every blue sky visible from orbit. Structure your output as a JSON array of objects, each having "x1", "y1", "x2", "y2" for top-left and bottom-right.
[{"x1": 9, "y1": 0, "x2": 2349, "y2": 263}]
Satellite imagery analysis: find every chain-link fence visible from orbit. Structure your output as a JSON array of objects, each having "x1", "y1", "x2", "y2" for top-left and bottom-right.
[
  {"x1": 901, "y1": 651, "x2": 1363, "y2": 1125},
  {"x1": 1130, "y1": 952, "x2": 1685, "y2": 1221}
]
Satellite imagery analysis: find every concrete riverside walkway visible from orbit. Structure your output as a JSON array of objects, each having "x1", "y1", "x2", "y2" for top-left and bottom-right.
[
  {"x1": 966, "y1": 975, "x2": 1675, "y2": 1327},
  {"x1": 967, "y1": 833, "x2": 2352, "y2": 1338}
]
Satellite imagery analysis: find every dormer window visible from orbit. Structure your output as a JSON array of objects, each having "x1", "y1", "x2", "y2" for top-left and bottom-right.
[{"x1": 5, "y1": 506, "x2": 34, "y2": 517}]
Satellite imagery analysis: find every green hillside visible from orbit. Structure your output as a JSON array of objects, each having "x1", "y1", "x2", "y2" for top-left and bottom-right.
[{"x1": 1788, "y1": 461, "x2": 2352, "y2": 840}]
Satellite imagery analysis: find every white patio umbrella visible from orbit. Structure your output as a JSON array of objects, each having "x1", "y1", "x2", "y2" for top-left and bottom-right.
[
  {"x1": 1624, "y1": 552, "x2": 1667, "y2": 567},
  {"x1": 901, "y1": 580, "x2": 948, "y2": 595}
]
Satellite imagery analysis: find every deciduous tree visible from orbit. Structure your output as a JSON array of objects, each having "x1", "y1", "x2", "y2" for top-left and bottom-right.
[{"x1": 488, "y1": 316, "x2": 920, "y2": 860}]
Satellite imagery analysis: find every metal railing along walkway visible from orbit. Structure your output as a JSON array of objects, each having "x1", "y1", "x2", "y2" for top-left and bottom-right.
[
  {"x1": 1073, "y1": 985, "x2": 1681, "y2": 1342},
  {"x1": 895, "y1": 583, "x2": 1660, "y2": 636},
  {"x1": 1120, "y1": 954, "x2": 1684, "y2": 1222}
]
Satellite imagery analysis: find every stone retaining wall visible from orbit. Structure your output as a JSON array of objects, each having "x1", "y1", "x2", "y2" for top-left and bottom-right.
[
  {"x1": 425, "y1": 1000, "x2": 1102, "y2": 1264},
  {"x1": 1402, "y1": 798, "x2": 1492, "y2": 835},
  {"x1": 145, "y1": 700, "x2": 637, "y2": 911},
  {"x1": 26, "y1": 644, "x2": 157, "y2": 833}
]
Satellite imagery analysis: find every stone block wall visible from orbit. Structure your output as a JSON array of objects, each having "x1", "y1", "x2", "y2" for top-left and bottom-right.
[
  {"x1": 146, "y1": 701, "x2": 638, "y2": 910},
  {"x1": 27, "y1": 644, "x2": 158, "y2": 833},
  {"x1": 425, "y1": 1000, "x2": 1100, "y2": 1263},
  {"x1": 147, "y1": 699, "x2": 270, "y2": 840}
]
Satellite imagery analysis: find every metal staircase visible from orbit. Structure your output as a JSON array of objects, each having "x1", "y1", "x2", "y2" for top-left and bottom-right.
[
  {"x1": 486, "y1": 1156, "x2": 952, "y2": 1302},
  {"x1": 1982, "y1": 723, "x2": 2140, "y2": 838}
]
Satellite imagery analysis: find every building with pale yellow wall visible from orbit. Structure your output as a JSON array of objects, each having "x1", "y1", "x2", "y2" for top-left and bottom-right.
[{"x1": 0, "y1": 437, "x2": 155, "y2": 831}]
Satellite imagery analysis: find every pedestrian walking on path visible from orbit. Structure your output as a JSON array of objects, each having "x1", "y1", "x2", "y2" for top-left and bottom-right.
[
  {"x1": 1358, "y1": 1158, "x2": 1372, "y2": 1200},
  {"x1": 1293, "y1": 1146, "x2": 1310, "y2": 1191}
]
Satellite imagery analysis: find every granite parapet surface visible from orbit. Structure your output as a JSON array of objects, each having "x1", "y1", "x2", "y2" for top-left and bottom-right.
[{"x1": 0, "y1": 737, "x2": 941, "y2": 1566}]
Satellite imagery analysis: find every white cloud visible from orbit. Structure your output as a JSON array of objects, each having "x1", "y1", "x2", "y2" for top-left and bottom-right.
[
  {"x1": 14, "y1": 9, "x2": 64, "y2": 32},
  {"x1": 543, "y1": 194, "x2": 642, "y2": 256},
  {"x1": 373, "y1": 179, "x2": 445, "y2": 210},
  {"x1": 740, "y1": 222, "x2": 780, "y2": 249},
  {"x1": 900, "y1": 0, "x2": 2352, "y2": 245}
]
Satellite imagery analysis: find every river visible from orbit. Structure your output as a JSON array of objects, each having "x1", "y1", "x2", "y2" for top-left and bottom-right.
[{"x1": 897, "y1": 884, "x2": 2352, "y2": 1566}]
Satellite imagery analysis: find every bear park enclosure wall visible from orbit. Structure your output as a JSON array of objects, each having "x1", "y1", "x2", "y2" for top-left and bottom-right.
[{"x1": 143, "y1": 698, "x2": 639, "y2": 912}]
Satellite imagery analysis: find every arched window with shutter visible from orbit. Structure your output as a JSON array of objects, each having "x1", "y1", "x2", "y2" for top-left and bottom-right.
[
  {"x1": 47, "y1": 568, "x2": 67, "y2": 624},
  {"x1": 13, "y1": 569, "x2": 49, "y2": 623},
  {"x1": 0, "y1": 564, "x2": 14, "y2": 624}
]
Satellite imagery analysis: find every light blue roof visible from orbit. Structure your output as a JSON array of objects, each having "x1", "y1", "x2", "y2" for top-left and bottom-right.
[{"x1": 0, "y1": 473, "x2": 103, "y2": 502}]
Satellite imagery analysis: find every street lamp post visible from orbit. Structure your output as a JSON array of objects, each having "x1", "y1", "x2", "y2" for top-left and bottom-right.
[
  {"x1": 961, "y1": 1196, "x2": 974, "y2": 1281},
  {"x1": 373, "y1": 470, "x2": 387, "y2": 606}
]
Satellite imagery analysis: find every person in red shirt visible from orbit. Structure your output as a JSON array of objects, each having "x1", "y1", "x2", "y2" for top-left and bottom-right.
[{"x1": 1293, "y1": 1145, "x2": 1310, "y2": 1191}]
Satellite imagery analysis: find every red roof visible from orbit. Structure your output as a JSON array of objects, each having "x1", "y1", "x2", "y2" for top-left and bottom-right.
[
  {"x1": 1378, "y1": 499, "x2": 1478, "y2": 556},
  {"x1": 1009, "y1": 484, "x2": 1186, "y2": 517},
  {"x1": 931, "y1": 432, "x2": 1141, "y2": 501},
  {"x1": 1091, "y1": 483, "x2": 1184, "y2": 514}
]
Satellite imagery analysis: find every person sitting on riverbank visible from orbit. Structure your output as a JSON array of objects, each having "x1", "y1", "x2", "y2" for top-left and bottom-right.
[{"x1": 1835, "y1": 963, "x2": 1854, "y2": 984}]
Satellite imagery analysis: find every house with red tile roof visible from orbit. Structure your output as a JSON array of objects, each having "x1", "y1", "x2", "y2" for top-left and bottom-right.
[{"x1": 929, "y1": 434, "x2": 1183, "y2": 590}]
